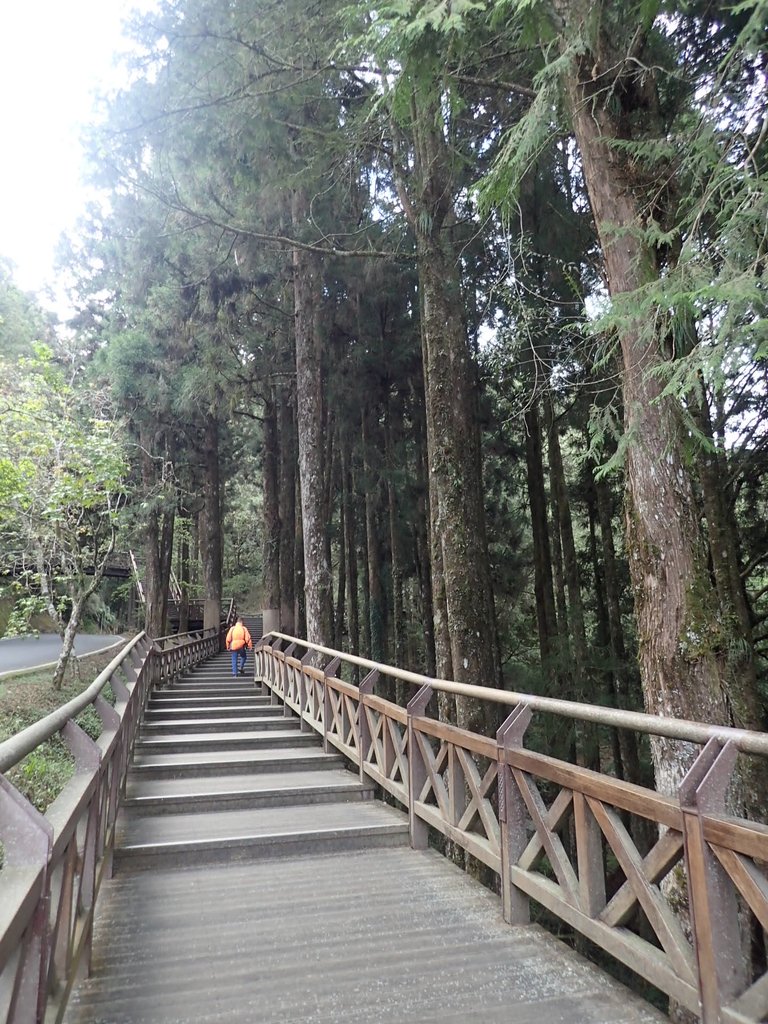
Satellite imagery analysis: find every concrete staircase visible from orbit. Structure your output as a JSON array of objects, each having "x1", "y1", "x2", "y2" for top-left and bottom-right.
[
  {"x1": 63, "y1": 638, "x2": 669, "y2": 1024},
  {"x1": 115, "y1": 646, "x2": 409, "y2": 870}
]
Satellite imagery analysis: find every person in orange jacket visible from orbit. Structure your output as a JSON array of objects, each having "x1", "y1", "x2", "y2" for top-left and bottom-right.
[{"x1": 226, "y1": 617, "x2": 252, "y2": 676}]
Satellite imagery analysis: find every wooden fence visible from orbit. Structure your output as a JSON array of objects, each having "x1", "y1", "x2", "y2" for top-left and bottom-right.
[
  {"x1": 0, "y1": 628, "x2": 218, "y2": 1024},
  {"x1": 255, "y1": 631, "x2": 768, "y2": 1024}
]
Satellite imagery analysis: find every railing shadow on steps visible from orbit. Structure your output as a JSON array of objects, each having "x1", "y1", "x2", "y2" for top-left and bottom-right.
[
  {"x1": 0, "y1": 624, "x2": 224, "y2": 1024},
  {"x1": 255, "y1": 630, "x2": 768, "y2": 1024}
]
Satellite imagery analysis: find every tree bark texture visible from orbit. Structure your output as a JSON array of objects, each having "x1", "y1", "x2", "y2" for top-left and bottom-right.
[
  {"x1": 292, "y1": 188, "x2": 333, "y2": 646},
  {"x1": 412, "y1": 392, "x2": 437, "y2": 677},
  {"x1": 363, "y1": 407, "x2": 387, "y2": 664},
  {"x1": 419, "y1": 239, "x2": 500, "y2": 726},
  {"x1": 547, "y1": 405, "x2": 597, "y2": 767},
  {"x1": 278, "y1": 388, "x2": 296, "y2": 633},
  {"x1": 386, "y1": 411, "x2": 405, "y2": 669},
  {"x1": 140, "y1": 430, "x2": 174, "y2": 639},
  {"x1": 199, "y1": 413, "x2": 223, "y2": 630},
  {"x1": 524, "y1": 402, "x2": 559, "y2": 677},
  {"x1": 558, "y1": 12, "x2": 765, "y2": 802},
  {"x1": 390, "y1": 84, "x2": 499, "y2": 729},
  {"x1": 262, "y1": 390, "x2": 281, "y2": 612},
  {"x1": 342, "y1": 440, "x2": 360, "y2": 660}
]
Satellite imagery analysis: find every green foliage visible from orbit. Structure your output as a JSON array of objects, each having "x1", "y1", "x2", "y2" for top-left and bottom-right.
[
  {"x1": 0, "y1": 654, "x2": 118, "y2": 814},
  {"x1": 371, "y1": 0, "x2": 486, "y2": 39},
  {"x1": 0, "y1": 349, "x2": 128, "y2": 658},
  {"x1": 2, "y1": 591, "x2": 49, "y2": 638},
  {"x1": 50, "y1": 0, "x2": 768, "y2": 722},
  {"x1": 0, "y1": 352, "x2": 128, "y2": 541},
  {"x1": 5, "y1": 740, "x2": 73, "y2": 814},
  {"x1": 0, "y1": 258, "x2": 54, "y2": 363},
  {"x1": 474, "y1": 57, "x2": 566, "y2": 214}
]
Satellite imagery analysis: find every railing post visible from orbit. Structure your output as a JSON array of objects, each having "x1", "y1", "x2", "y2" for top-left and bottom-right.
[
  {"x1": 61, "y1": 721, "x2": 102, "y2": 919},
  {"x1": 358, "y1": 670, "x2": 379, "y2": 783},
  {"x1": 407, "y1": 684, "x2": 433, "y2": 851},
  {"x1": 0, "y1": 775, "x2": 54, "y2": 1024},
  {"x1": 95, "y1": 696, "x2": 123, "y2": 880},
  {"x1": 282, "y1": 644, "x2": 296, "y2": 714},
  {"x1": 497, "y1": 703, "x2": 533, "y2": 925},
  {"x1": 679, "y1": 738, "x2": 745, "y2": 1023},
  {"x1": 299, "y1": 650, "x2": 315, "y2": 730},
  {"x1": 266, "y1": 638, "x2": 283, "y2": 703},
  {"x1": 322, "y1": 658, "x2": 341, "y2": 754}
]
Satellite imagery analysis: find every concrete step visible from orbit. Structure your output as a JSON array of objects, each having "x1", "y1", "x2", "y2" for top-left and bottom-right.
[
  {"x1": 148, "y1": 694, "x2": 271, "y2": 708},
  {"x1": 161, "y1": 685, "x2": 259, "y2": 698},
  {"x1": 129, "y1": 747, "x2": 345, "y2": 779},
  {"x1": 133, "y1": 728, "x2": 313, "y2": 755},
  {"x1": 173, "y1": 670, "x2": 255, "y2": 680},
  {"x1": 144, "y1": 703, "x2": 277, "y2": 721},
  {"x1": 176, "y1": 667, "x2": 253, "y2": 677},
  {"x1": 122, "y1": 768, "x2": 373, "y2": 813},
  {"x1": 114, "y1": 801, "x2": 410, "y2": 870},
  {"x1": 140, "y1": 714, "x2": 297, "y2": 735}
]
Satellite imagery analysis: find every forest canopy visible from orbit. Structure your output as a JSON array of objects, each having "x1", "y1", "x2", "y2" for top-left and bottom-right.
[{"x1": 2, "y1": 0, "x2": 767, "y2": 772}]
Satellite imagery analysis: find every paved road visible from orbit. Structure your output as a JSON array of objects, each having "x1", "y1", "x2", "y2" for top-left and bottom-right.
[{"x1": 0, "y1": 634, "x2": 125, "y2": 676}]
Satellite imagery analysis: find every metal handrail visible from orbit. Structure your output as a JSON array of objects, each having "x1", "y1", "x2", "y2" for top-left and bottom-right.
[
  {"x1": 0, "y1": 633, "x2": 143, "y2": 773},
  {"x1": 261, "y1": 630, "x2": 768, "y2": 757}
]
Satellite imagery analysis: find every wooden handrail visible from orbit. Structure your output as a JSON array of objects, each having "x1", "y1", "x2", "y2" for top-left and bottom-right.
[
  {"x1": 0, "y1": 627, "x2": 217, "y2": 1023},
  {"x1": 0, "y1": 633, "x2": 144, "y2": 773},
  {"x1": 255, "y1": 634, "x2": 768, "y2": 1023},
  {"x1": 260, "y1": 630, "x2": 768, "y2": 757}
]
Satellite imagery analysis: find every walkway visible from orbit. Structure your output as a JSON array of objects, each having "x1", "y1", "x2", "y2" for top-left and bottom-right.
[{"x1": 63, "y1": 647, "x2": 668, "y2": 1024}]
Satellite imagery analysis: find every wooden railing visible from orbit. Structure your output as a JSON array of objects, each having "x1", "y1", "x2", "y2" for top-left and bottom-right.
[
  {"x1": 152, "y1": 628, "x2": 221, "y2": 687},
  {"x1": 0, "y1": 629, "x2": 214, "y2": 1024},
  {"x1": 255, "y1": 631, "x2": 768, "y2": 1024}
]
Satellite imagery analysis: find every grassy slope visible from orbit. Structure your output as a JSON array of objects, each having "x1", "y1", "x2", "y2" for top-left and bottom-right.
[{"x1": 0, "y1": 647, "x2": 124, "y2": 812}]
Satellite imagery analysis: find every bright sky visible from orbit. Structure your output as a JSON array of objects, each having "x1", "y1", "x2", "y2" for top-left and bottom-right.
[{"x1": 0, "y1": 0, "x2": 152, "y2": 305}]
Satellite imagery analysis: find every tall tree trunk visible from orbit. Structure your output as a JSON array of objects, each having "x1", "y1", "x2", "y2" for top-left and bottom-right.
[
  {"x1": 547, "y1": 404, "x2": 587, "y2": 682},
  {"x1": 144, "y1": 509, "x2": 164, "y2": 638},
  {"x1": 278, "y1": 388, "x2": 296, "y2": 634},
  {"x1": 563, "y1": 57, "x2": 763, "y2": 788},
  {"x1": 335, "y1": 468, "x2": 346, "y2": 648},
  {"x1": 524, "y1": 402, "x2": 560, "y2": 680},
  {"x1": 691, "y1": 386, "x2": 759, "y2": 687},
  {"x1": 386, "y1": 411, "x2": 405, "y2": 668},
  {"x1": 292, "y1": 188, "x2": 333, "y2": 645},
  {"x1": 178, "y1": 525, "x2": 190, "y2": 635},
  {"x1": 140, "y1": 429, "x2": 174, "y2": 639},
  {"x1": 551, "y1": 32, "x2": 767, "y2": 944},
  {"x1": 547, "y1": 403, "x2": 597, "y2": 768},
  {"x1": 413, "y1": 379, "x2": 437, "y2": 678},
  {"x1": 262, "y1": 390, "x2": 281, "y2": 614},
  {"x1": 419, "y1": 241, "x2": 500, "y2": 727},
  {"x1": 363, "y1": 407, "x2": 387, "y2": 664},
  {"x1": 419, "y1": 300, "x2": 452, "y2": 715},
  {"x1": 343, "y1": 441, "x2": 360, "y2": 661},
  {"x1": 391, "y1": 85, "x2": 499, "y2": 730},
  {"x1": 294, "y1": 478, "x2": 306, "y2": 639},
  {"x1": 585, "y1": 478, "x2": 623, "y2": 776},
  {"x1": 594, "y1": 471, "x2": 646, "y2": 786},
  {"x1": 199, "y1": 413, "x2": 222, "y2": 632}
]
